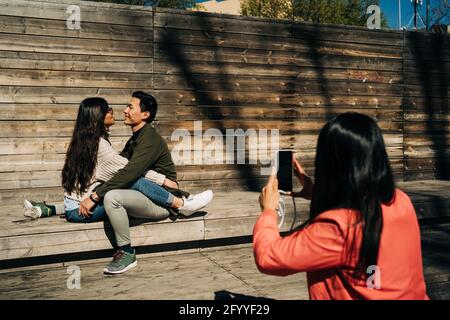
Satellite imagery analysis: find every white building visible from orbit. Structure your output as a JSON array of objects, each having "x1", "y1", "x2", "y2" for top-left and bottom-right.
[{"x1": 193, "y1": 0, "x2": 242, "y2": 16}]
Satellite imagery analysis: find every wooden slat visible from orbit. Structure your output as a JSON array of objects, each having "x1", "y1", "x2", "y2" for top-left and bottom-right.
[
  {"x1": 154, "y1": 10, "x2": 403, "y2": 46},
  {"x1": 156, "y1": 90, "x2": 404, "y2": 108},
  {"x1": 404, "y1": 45, "x2": 450, "y2": 57},
  {"x1": 404, "y1": 134, "x2": 450, "y2": 147},
  {"x1": 0, "y1": 154, "x2": 65, "y2": 172},
  {"x1": 403, "y1": 33, "x2": 450, "y2": 62},
  {"x1": 0, "y1": 136, "x2": 126, "y2": 155},
  {"x1": 155, "y1": 61, "x2": 402, "y2": 83},
  {"x1": 404, "y1": 113, "x2": 450, "y2": 122},
  {"x1": 0, "y1": 132, "x2": 403, "y2": 156},
  {"x1": 0, "y1": 119, "x2": 404, "y2": 138},
  {"x1": 0, "y1": 186, "x2": 64, "y2": 206},
  {"x1": 403, "y1": 97, "x2": 449, "y2": 110},
  {"x1": 154, "y1": 28, "x2": 403, "y2": 58},
  {"x1": 0, "y1": 69, "x2": 153, "y2": 88},
  {"x1": 403, "y1": 85, "x2": 450, "y2": 98},
  {"x1": 154, "y1": 45, "x2": 402, "y2": 71},
  {"x1": 404, "y1": 60, "x2": 450, "y2": 73},
  {"x1": 0, "y1": 51, "x2": 153, "y2": 73},
  {"x1": 0, "y1": 87, "x2": 144, "y2": 104},
  {"x1": 404, "y1": 31, "x2": 450, "y2": 44},
  {"x1": 0, "y1": 0, "x2": 154, "y2": 26},
  {"x1": 0, "y1": 15, "x2": 153, "y2": 42},
  {"x1": 405, "y1": 146, "x2": 450, "y2": 159},
  {"x1": 404, "y1": 122, "x2": 450, "y2": 134},
  {"x1": 0, "y1": 87, "x2": 405, "y2": 107},
  {"x1": 0, "y1": 121, "x2": 130, "y2": 138},
  {"x1": 0, "y1": 104, "x2": 403, "y2": 122},
  {"x1": 0, "y1": 154, "x2": 404, "y2": 184},
  {"x1": 405, "y1": 158, "x2": 449, "y2": 172},
  {"x1": 404, "y1": 171, "x2": 439, "y2": 181},
  {"x1": 0, "y1": 152, "x2": 403, "y2": 183},
  {"x1": 154, "y1": 75, "x2": 403, "y2": 95},
  {"x1": 0, "y1": 34, "x2": 153, "y2": 57},
  {"x1": 0, "y1": 104, "x2": 129, "y2": 121}
]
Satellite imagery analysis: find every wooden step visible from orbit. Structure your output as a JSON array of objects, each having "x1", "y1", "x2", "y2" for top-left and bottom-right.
[{"x1": 0, "y1": 181, "x2": 449, "y2": 265}]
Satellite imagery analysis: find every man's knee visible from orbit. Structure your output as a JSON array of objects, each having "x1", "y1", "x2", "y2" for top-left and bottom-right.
[{"x1": 103, "y1": 190, "x2": 123, "y2": 210}]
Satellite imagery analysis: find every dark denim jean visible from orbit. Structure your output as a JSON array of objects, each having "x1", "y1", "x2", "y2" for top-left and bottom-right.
[{"x1": 65, "y1": 204, "x2": 106, "y2": 223}]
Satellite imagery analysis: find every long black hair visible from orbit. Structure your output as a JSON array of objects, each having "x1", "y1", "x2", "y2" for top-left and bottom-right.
[
  {"x1": 62, "y1": 97, "x2": 110, "y2": 195},
  {"x1": 309, "y1": 112, "x2": 395, "y2": 278}
]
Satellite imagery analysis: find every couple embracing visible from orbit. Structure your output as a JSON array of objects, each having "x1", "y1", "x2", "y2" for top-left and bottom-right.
[{"x1": 24, "y1": 91, "x2": 213, "y2": 274}]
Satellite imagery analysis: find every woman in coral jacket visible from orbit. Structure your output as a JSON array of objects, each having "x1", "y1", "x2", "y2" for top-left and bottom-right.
[{"x1": 253, "y1": 112, "x2": 428, "y2": 300}]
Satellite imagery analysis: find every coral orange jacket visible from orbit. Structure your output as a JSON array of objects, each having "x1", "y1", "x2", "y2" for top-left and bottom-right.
[{"x1": 253, "y1": 189, "x2": 429, "y2": 300}]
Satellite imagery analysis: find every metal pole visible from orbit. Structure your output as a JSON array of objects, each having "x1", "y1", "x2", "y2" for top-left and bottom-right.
[
  {"x1": 398, "y1": 0, "x2": 402, "y2": 30},
  {"x1": 414, "y1": 0, "x2": 417, "y2": 29},
  {"x1": 426, "y1": 0, "x2": 430, "y2": 31}
]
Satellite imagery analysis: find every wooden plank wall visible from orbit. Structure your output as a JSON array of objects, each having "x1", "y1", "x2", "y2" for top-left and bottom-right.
[
  {"x1": 0, "y1": 0, "x2": 448, "y2": 207},
  {"x1": 0, "y1": 0, "x2": 154, "y2": 206},
  {"x1": 403, "y1": 32, "x2": 449, "y2": 181},
  {"x1": 153, "y1": 9, "x2": 405, "y2": 193}
]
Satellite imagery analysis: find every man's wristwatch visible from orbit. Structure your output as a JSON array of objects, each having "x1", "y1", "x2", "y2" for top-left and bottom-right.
[{"x1": 89, "y1": 193, "x2": 99, "y2": 203}]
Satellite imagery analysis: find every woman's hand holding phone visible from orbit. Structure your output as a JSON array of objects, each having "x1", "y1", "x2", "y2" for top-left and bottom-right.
[
  {"x1": 259, "y1": 174, "x2": 280, "y2": 212},
  {"x1": 288, "y1": 155, "x2": 314, "y2": 200}
]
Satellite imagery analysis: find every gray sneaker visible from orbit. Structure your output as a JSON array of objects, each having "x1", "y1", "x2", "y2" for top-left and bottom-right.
[{"x1": 103, "y1": 249, "x2": 137, "y2": 274}]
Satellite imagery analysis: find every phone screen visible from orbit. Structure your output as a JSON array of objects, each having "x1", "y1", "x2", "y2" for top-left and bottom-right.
[{"x1": 277, "y1": 150, "x2": 293, "y2": 192}]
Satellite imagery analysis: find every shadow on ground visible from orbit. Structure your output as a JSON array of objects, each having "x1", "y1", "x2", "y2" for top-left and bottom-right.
[{"x1": 214, "y1": 290, "x2": 273, "y2": 300}]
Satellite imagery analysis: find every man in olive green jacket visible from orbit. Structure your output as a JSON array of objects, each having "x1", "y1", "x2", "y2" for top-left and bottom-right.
[{"x1": 80, "y1": 91, "x2": 213, "y2": 274}]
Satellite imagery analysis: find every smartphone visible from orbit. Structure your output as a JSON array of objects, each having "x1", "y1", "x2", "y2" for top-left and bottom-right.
[{"x1": 276, "y1": 150, "x2": 293, "y2": 192}]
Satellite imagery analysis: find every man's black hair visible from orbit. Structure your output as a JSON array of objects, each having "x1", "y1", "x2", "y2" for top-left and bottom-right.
[{"x1": 132, "y1": 91, "x2": 158, "y2": 123}]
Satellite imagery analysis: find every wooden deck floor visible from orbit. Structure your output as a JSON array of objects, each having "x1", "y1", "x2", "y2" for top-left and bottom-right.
[
  {"x1": 0, "y1": 228, "x2": 448, "y2": 300},
  {"x1": 0, "y1": 246, "x2": 309, "y2": 300}
]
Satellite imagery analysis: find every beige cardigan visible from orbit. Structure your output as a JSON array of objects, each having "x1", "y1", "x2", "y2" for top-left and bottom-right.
[{"x1": 64, "y1": 137, "x2": 166, "y2": 203}]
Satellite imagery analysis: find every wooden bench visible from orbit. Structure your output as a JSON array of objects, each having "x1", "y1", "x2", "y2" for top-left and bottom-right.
[{"x1": 0, "y1": 189, "x2": 305, "y2": 263}]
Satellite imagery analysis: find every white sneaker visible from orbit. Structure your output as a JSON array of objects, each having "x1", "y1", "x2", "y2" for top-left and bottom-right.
[
  {"x1": 23, "y1": 199, "x2": 42, "y2": 219},
  {"x1": 179, "y1": 190, "x2": 213, "y2": 216}
]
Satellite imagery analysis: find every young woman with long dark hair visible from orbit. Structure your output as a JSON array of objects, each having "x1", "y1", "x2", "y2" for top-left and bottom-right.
[
  {"x1": 24, "y1": 97, "x2": 212, "y2": 222},
  {"x1": 254, "y1": 112, "x2": 428, "y2": 299}
]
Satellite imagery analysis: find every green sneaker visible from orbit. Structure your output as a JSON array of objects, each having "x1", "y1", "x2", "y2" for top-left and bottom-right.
[
  {"x1": 103, "y1": 249, "x2": 137, "y2": 274},
  {"x1": 23, "y1": 200, "x2": 52, "y2": 219}
]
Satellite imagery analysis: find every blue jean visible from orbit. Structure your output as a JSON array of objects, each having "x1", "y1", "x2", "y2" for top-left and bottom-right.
[
  {"x1": 131, "y1": 177, "x2": 174, "y2": 208},
  {"x1": 65, "y1": 204, "x2": 106, "y2": 223},
  {"x1": 64, "y1": 178, "x2": 173, "y2": 223}
]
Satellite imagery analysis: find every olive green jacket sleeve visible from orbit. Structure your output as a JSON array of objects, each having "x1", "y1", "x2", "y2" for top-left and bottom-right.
[{"x1": 95, "y1": 131, "x2": 163, "y2": 199}]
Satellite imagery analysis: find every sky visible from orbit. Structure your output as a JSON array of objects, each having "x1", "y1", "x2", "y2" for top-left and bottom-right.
[{"x1": 380, "y1": 0, "x2": 449, "y2": 30}]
